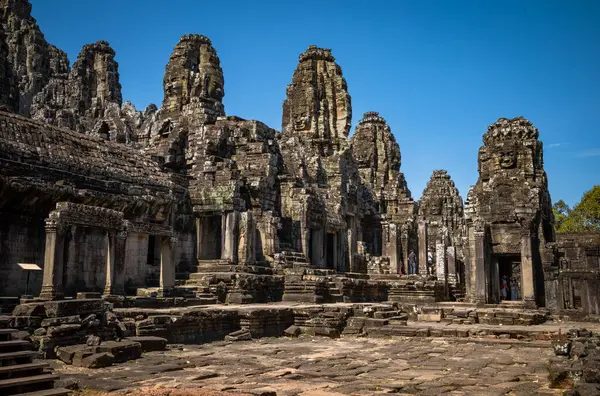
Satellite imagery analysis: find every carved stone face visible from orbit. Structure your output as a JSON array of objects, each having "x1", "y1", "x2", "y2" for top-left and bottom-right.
[
  {"x1": 205, "y1": 72, "x2": 224, "y2": 101},
  {"x1": 293, "y1": 102, "x2": 311, "y2": 131},
  {"x1": 430, "y1": 199, "x2": 443, "y2": 215},
  {"x1": 498, "y1": 148, "x2": 517, "y2": 169}
]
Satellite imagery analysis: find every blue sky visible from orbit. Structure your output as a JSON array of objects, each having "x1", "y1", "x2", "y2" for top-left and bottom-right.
[{"x1": 30, "y1": 0, "x2": 599, "y2": 207}]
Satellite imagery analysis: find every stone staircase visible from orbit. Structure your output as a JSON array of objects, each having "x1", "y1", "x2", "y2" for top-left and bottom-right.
[
  {"x1": 0, "y1": 325, "x2": 70, "y2": 396},
  {"x1": 275, "y1": 250, "x2": 310, "y2": 269}
]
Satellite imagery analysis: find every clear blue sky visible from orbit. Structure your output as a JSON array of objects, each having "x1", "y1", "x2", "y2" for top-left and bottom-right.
[{"x1": 30, "y1": 0, "x2": 600, "y2": 207}]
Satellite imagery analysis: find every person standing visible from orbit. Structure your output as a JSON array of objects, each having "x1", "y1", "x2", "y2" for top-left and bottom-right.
[
  {"x1": 408, "y1": 250, "x2": 417, "y2": 275},
  {"x1": 510, "y1": 277, "x2": 519, "y2": 301},
  {"x1": 427, "y1": 251, "x2": 434, "y2": 276},
  {"x1": 500, "y1": 275, "x2": 508, "y2": 300}
]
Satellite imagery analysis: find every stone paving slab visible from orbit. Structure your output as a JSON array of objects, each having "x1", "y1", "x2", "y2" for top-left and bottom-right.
[{"x1": 52, "y1": 336, "x2": 566, "y2": 396}]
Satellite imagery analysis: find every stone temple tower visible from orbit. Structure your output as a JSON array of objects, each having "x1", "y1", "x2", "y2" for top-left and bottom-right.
[
  {"x1": 281, "y1": 45, "x2": 352, "y2": 157},
  {"x1": 465, "y1": 117, "x2": 554, "y2": 307}
]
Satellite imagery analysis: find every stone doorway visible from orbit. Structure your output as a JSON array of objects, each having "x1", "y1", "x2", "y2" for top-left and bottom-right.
[
  {"x1": 197, "y1": 215, "x2": 223, "y2": 260},
  {"x1": 498, "y1": 254, "x2": 521, "y2": 301},
  {"x1": 326, "y1": 232, "x2": 335, "y2": 269}
]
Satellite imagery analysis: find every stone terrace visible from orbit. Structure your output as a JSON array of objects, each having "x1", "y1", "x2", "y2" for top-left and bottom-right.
[{"x1": 53, "y1": 335, "x2": 563, "y2": 396}]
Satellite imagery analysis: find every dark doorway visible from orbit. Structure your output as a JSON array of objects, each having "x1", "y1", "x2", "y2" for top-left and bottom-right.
[
  {"x1": 146, "y1": 235, "x2": 160, "y2": 287},
  {"x1": 326, "y1": 233, "x2": 335, "y2": 269},
  {"x1": 498, "y1": 254, "x2": 521, "y2": 301},
  {"x1": 197, "y1": 216, "x2": 222, "y2": 260}
]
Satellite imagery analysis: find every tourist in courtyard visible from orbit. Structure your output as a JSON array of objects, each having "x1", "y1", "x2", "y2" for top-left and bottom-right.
[
  {"x1": 500, "y1": 275, "x2": 508, "y2": 300},
  {"x1": 510, "y1": 277, "x2": 519, "y2": 301},
  {"x1": 408, "y1": 250, "x2": 417, "y2": 274},
  {"x1": 427, "y1": 251, "x2": 434, "y2": 275}
]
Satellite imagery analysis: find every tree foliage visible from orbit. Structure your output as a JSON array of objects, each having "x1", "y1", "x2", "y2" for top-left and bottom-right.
[{"x1": 553, "y1": 186, "x2": 600, "y2": 233}]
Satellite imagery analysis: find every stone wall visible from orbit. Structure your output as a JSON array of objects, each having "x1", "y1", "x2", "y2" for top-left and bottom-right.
[
  {"x1": 552, "y1": 233, "x2": 600, "y2": 315},
  {"x1": 0, "y1": 213, "x2": 45, "y2": 296}
]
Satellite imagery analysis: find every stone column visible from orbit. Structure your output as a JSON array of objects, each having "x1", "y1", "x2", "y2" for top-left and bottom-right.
[
  {"x1": 301, "y1": 226, "x2": 310, "y2": 261},
  {"x1": 474, "y1": 226, "x2": 487, "y2": 305},
  {"x1": 400, "y1": 224, "x2": 409, "y2": 275},
  {"x1": 159, "y1": 236, "x2": 176, "y2": 297},
  {"x1": 39, "y1": 221, "x2": 66, "y2": 300},
  {"x1": 311, "y1": 228, "x2": 323, "y2": 267},
  {"x1": 195, "y1": 217, "x2": 203, "y2": 260},
  {"x1": 446, "y1": 246, "x2": 457, "y2": 285},
  {"x1": 332, "y1": 232, "x2": 338, "y2": 271},
  {"x1": 520, "y1": 226, "x2": 536, "y2": 308},
  {"x1": 104, "y1": 230, "x2": 127, "y2": 296},
  {"x1": 222, "y1": 211, "x2": 239, "y2": 263},
  {"x1": 436, "y1": 241, "x2": 447, "y2": 281},
  {"x1": 418, "y1": 221, "x2": 428, "y2": 275},
  {"x1": 238, "y1": 212, "x2": 256, "y2": 265},
  {"x1": 347, "y1": 216, "x2": 356, "y2": 271},
  {"x1": 383, "y1": 223, "x2": 400, "y2": 274}
]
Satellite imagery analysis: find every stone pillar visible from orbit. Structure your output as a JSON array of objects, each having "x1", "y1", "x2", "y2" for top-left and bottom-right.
[
  {"x1": 39, "y1": 221, "x2": 66, "y2": 300},
  {"x1": 400, "y1": 224, "x2": 409, "y2": 275},
  {"x1": 520, "y1": 226, "x2": 536, "y2": 308},
  {"x1": 474, "y1": 227, "x2": 487, "y2": 305},
  {"x1": 383, "y1": 223, "x2": 400, "y2": 274},
  {"x1": 332, "y1": 232, "x2": 338, "y2": 271},
  {"x1": 436, "y1": 241, "x2": 447, "y2": 281},
  {"x1": 418, "y1": 221, "x2": 428, "y2": 275},
  {"x1": 311, "y1": 228, "x2": 323, "y2": 267},
  {"x1": 195, "y1": 217, "x2": 203, "y2": 260},
  {"x1": 104, "y1": 230, "x2": 127, "y2": 296},
  {"x1": 222, "y1": 211, "x2": 239, "y2": 263},
  {"x1": 238, "y1": 212, "x2": 256, "y2": 265},
  {"x1": 301, "y1": 226, "x2": 310, "y2": 261},
  {"x1": 447, "y1": 246, "x2": 457, "y2": 285},
  {"x1": 159, "y1": 236, "x2": 176, "y2": 297},
  {"x1": 347, "y1": 216, "x2": 357, "y2": 271}
]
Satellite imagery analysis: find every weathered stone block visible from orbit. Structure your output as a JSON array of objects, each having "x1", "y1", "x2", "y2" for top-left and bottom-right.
[
  {"x1": 79, "y1": 352, "x2": 115, "y2": 368},
  {"x1": 96, "y1": 340, "x2": 142, "y2": 362},
  {"x1": 44, "y1": 299, "x2": 104, "y2": 318},
  {"x1": 284, "y1": 325, "x2": 301, "y2": 337},
  {"x1": 41, "y1": 315, "x2": 81, "y2": 327},
  {"x1": 125, "y1": 336, "x2": 167, "y2": 352}
]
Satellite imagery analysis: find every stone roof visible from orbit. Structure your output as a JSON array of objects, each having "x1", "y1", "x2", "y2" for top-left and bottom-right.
[{"x1": 0, "y1": 111, "x2": 173, "y2": 195}]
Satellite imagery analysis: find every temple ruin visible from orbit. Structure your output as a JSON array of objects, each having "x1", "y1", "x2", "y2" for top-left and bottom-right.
[
  {"x1": 0, "y1": 0, "x2": 598, "y2": 314},
  {"x1": 0, "y1": 1, "x2": 599, "y2": 394}
]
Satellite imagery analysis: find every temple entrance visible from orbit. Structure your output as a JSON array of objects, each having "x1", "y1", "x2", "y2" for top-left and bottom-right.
[
  {"x1": 326, "y1": 232, "x2": 335, "y2": 269},
  {"x1": 497, "y1": 254, "x2": 521, "y2": 302},
  {"x1": 197, "y1": 215, "x2": 222, "y2": 260},
  {"x1": 146, "y1": 235, "x2": 161, "y2": 287}
]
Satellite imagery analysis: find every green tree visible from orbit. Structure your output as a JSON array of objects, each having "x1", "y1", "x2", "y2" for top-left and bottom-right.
[
  {"x1": 556, "y1": 186, "x2": 600, "y2": 233},
  {"x1": 552, "y1": 199, "x2": 571, "y2": 232}
]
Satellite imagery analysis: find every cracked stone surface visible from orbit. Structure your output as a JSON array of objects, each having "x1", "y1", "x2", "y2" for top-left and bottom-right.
[{"x1": 53, "y1": 336, "x2": 563, "y2": 396}]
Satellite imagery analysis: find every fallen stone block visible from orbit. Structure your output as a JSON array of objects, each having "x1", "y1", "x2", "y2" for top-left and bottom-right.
[
  {"x1": 418, "y1": 313, "x2": 442, "y2": 322},
  {"x1": 125, "y1": 336, "x2": 167, "y2": 352},
  {"x1": 41, "y1": 315, "x2": 82, "y2": 327},
  {"x1": 225, "y1": 329, "x2": 252, "y2": 341},
  {"x1": 44, "y1": 299, "x2": 104, "y2": 318},
  {"x1": 73, "y1": 348, "x2": 99, "y2": 367},
  {"x1": 96, "y1": 340, "x2": 142, "y2": 362},
  {"x1": 80, "y1": 352, "x2": 115, "y2": 368},
  {"x1": 47, "y1": 324, "x2": 81, "y2": 336},
  {"x1": 284, "y1": 325, "x2": 301, "y2": 337},
  {"x1": 12, "y1": 302, "x2": 46, "y2": 317},
  {"x1": 86, "y1": 335, "x2": 102, "y2": 346}
]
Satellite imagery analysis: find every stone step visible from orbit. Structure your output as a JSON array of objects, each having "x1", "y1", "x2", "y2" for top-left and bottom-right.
[
  {"x1": 0, "y1": 373, "x2": 59, "y2": 390},
  {"x1": 0, "y1": 350, "x2": 39, "y2": 362},
  {"x1": 0, "y1": 329, "x2": 17, "y2": 341},
  {"x1": 0, "y1": 340, "x2": 33, "y2": 353},
  {"x1": 17, "y1": 388, "x2": 72, "y2": 396},
  {"x1": 0, "y1": 362, "x2": 48, "y2": 379},
  {"x1": 0, "y1": 316, "x2": 10, "y2": 329}
]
